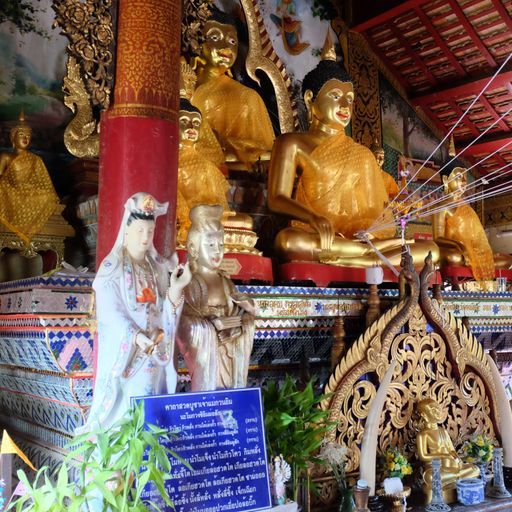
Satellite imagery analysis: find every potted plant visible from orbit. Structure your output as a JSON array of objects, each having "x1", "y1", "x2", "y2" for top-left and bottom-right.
[
  {"x1": 8, "y1": 400, "x2": 189, "y2": 511},
  {"x1": 262, "y1": 375, "x2": 334, "y2": 504}
]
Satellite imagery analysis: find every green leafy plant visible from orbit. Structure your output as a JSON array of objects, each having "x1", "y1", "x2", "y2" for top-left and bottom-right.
[
  {"x1": 262, "y1": 375, "x2": 334, "y2": 502},
  {"x1": 9, "y1": 401, "x2": 190, "y2": 511}
]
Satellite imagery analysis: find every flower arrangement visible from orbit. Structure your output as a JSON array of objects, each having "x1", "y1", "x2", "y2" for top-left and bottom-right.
[
  {"x1": 318, "y1": 440, "x2": 349, "y2": 490},
  {"x1": 462, "y1": 434, "x2": 494, "y2": 464},
  {"x1": 383, "y1": 448, "x2": 412, "y2": 479}
]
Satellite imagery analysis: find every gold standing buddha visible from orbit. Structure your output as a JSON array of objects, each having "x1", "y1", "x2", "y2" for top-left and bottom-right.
[
  {"x1": 0, "y1": 111, "x2": 59, "y2": 244},
  {"x1": 191, "y1": 8, "x2": 275, "y2": 169},
  {"x1": 267, "y1": 41, "x2": 438, "y2": 267}
]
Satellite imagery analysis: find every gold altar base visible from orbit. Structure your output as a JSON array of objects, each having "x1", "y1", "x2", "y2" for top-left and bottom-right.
[{"x1": 0, "y1": 204, "x2": 74, "y2": 280}]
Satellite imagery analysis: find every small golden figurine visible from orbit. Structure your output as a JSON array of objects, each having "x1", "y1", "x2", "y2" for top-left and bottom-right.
[
  {"x1": 416, "y1": 398, "x2": 479, "y2": 504},
  {"x1": 177, "y1": 204, "x2": 255, "y2": 391},
  {"x1": 191, "y1": 8, "x2": 275, "y2": 168},
  {"x1": 370, "y1": 138, "x2": 399, "y2": 201},
  {"x1": 0, "y1": 111, "x2": 59, "y2": 244},
  {"x1": 267, "y1": 37, "x2": 438, "y2": 267},
  {"x1": 432, "y1": 167, "x2": 511, "y2": 283}
]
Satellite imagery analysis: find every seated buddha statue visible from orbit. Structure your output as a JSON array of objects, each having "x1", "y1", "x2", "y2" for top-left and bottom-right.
[
  {"x1": 267, "y1": 44, "x2": 438, "y2": 268},
  {"x1": 416, "y1": 398, "x2": 479, "y2": 503},
  {"x1": 0, "y1": 111, "x2": 59, "y2": 245},
  {"x1": 433, "y1": 167, "x2": 511, "y2": 282},
  {"x1": 191, "y1": 8, "x2": 275, "y2": 169},
  {"x1": 177, "y1": 98, "x2": 256, "y2": 252},
  {"x1": 177, "y1": 205, "x2": 255, "y2": 391}
]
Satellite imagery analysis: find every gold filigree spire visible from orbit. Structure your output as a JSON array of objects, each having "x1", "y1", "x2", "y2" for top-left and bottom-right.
[
  {"x1": 13, "y1": 109, "x2": 31, "y2": 133},
  {"x1": 370, "y1": 137, "x2": 382, "y2": 154},
  {"x1": 321, "y1": 29, "x2": 336, "y2": 61},
  {"x1": 180, "y1": 57, "x2": 197, "y2": 100}
]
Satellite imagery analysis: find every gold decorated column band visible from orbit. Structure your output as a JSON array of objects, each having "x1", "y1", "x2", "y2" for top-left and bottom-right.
[{"x1": 112, "y1": 0, "x2": 181, "y2": 120}]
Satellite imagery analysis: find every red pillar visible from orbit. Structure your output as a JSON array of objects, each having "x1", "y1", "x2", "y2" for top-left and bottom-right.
[{"x1": 97, "y1": 0, "x2": 181, "y2": 264}]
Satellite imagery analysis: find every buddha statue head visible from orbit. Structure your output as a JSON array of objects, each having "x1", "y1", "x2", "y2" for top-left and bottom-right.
[
  {"x1": 302, "y1": 36, "x2": 353, "y2": 131},
  {"x1": 201, "y1": 8, "x2": 238, "y2": 71},
  {"x1": 417, "y1": 397, "x2": 443, "y2": 425},
  {"x1": 443, "y1": 167, "x2": 467, "y2": 199},
  {"x1": 370, "y1": 138, "x2": 385, "y2": 168},
  {"x1": 187, "y1": 204, "x2": 225, "y2": 271},
  {"x1": 179, "y1": 98, "x2": 202, "y2": 148},
  {"x1": 10, "y1": 110, "x2": 32, "y2": 151}
]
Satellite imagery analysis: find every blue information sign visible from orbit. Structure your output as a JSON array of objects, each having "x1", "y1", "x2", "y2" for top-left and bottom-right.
[{"x1": 133, "y1": 388, "x2": 272, "y2": 512}]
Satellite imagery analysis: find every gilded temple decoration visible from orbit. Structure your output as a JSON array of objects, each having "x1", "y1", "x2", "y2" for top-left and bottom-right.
[
  {"x1": 52, "y1": 0, "x2": 115, "y2": 110},
  {"x1": 181, "y1": 0, "x2": 215, "y2": 56},
  {"x1": 63, "y1": 56, "x2": 100, "y2": 158},
  {"x1": 321, "y1": 253, "x2": 500, "y2": 478}
]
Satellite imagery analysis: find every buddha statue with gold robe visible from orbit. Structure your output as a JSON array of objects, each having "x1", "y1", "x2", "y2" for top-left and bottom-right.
[
  {"x1": 0, "y1": 112, "x2": 59, "y2": 244},
  {"x1": 432, "y1": 167, "x2": 510, "y2": 282},
  {"x1": 416, "y1": 398, "x2": 479, "y2": 503},
  {"x1": 191, "y1": 8, "x2": 275, "y2": 169},
  {"x1": 267, "y1": 47, "x2": 438, "y2": 267},
  {"x1": 177, "y1": 98, "x2": 258, "y2": 253}
]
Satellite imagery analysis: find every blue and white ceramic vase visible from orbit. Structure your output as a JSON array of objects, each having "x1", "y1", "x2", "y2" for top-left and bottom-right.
[{"x1": 456, "y1": 478, "x2": 485, "y2": 505}]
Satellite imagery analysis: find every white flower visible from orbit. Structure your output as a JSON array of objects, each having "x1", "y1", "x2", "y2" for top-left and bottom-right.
[{"x1": 319, "y1": 440, "x2": 348, "y2": 468}]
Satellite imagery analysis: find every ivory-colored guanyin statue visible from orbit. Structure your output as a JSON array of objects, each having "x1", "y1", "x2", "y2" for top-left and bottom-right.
[
  {"x1": 432, "y1": 167, "x2": 511, "y2": 282},
  {"x1": 416, "y1": 398, "x2": 479, "y2": 503},
  {"x1": 83, "y1": 193, "x2": 192, "y2": 432},
  {"x1": 177, "y1": 205, "x2": 255, "y2": 391},
  {"x1": 267, "y1": 40, "x2": 438, "y2": 267},
  {"x1": 177, "y1": 97, "x2": 255, "y2": 248},
  {"x1": 191, "y1": 7, "x2": 275, "y2": 168},
  {"x1": 0, "y1": 112, "x2": 59, "y2": 244}
]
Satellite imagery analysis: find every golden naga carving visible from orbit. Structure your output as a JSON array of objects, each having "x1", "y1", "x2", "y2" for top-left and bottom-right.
[
  {"x1": 319, "y1": 251, "x2": 500, "y2": 487},
  {"x1": 239, "y1": 0, "x2": 295, "y2": 133},
  {"x1": 52, "y1": 0, "x2": 114, "y2": 109},
  {"x1": 63, "y1": 56, "x2": 100, "y2": 158}
]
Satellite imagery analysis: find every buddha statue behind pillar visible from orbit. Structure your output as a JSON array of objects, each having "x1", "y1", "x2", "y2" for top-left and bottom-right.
[
  {"x1": 416, "y1": 398, "x2": 479, "y2": 504},
  {"x1": 432, "y1": 167, "x2": 512, "y2": 283},
  {"x1": 191, "y1": 7, "x2": 275, "y2": 170},
  {"x1": 177, "y1": 98, "x2": 258, "y2": 254},
  {"x1": 0, "y1": 111, "x2": 59, "y2": 245},
  {"x1": 370, "y1": 138, "x2": 399, "y2": 201},
  {"x1": 267, "y1": 41, "x2": 438, "y2": 268}
]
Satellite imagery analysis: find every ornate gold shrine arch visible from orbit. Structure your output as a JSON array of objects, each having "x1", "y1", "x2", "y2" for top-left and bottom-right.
[{"x1": 321, "y1": 254, "x2": 501, "y2": 475}]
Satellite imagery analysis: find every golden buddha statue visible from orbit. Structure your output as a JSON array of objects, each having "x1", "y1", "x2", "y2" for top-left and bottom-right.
[
  {"x1": 191, "y1": 8, "x2": 275, "y2": 169},
  {"x1": 267, "y1": 45, "x2": 438, "y2": 267},
  {"x1": 370, "y1": 138, "x2": 399, "y2": 200},
  {"x1": 0, "y1": 112, "x2": 59, "y2": 244},
  {"x1": 432, "y1": 167, "x2": 510, "y2": 282},
  {"x1": 177, "y1": 98, "x2": 258, "y2": 253},
  {"x1": 176, "y1": 205, "x2": 255, "y2": 391},
  {"x1": 416, "y1": 398, "x2": 479, "y2": 503}
]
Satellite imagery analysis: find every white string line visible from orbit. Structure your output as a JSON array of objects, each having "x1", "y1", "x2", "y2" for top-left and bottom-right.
[
  {"x1": 390, "y1": 162, "x2": 512, "y2": 225},
  {"x1": 388, "y1": 107, "x2": 512, "y2": 216},
  {"x1": 366, "y1": 175, "x2": 512, "y2": 234},
  {"x1": 373, "y1": 51, "x2": 512, "y2": 218},
  {"x1": 370, "y1": 138, "x2": 512, "y2": 230}
]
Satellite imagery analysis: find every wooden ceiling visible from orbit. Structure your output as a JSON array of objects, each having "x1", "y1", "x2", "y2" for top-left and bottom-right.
[{"x1": 352, "y1": 0, "x2": 512, "y2": 176}]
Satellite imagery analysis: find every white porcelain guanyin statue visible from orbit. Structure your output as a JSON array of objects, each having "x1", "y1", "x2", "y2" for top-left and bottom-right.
[
  {"x1": 269, "y1": 454, "x2": 291, "y2": 505},
  {"x1": 82, "y1": 192, "x2": 192, "y2": 431}
]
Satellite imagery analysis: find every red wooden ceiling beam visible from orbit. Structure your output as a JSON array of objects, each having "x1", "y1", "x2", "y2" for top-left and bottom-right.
[
  {"x1": 387, "y1": 22, "x2": 438, "y2": 86},
  {"x1": 456, "y1": 135, "x2": 512, "y2": 156},
  {"x1": 446, "y1": 0, "x2": 496, "y2": 68},
  {"x1": 352, "y1": 0, "x2": 433, "y2": 32},
  {"x1": 477, "y1": 95, "x2": 511, "y2": 133},
  {"x1": 412, "y1": 70, "x2": 512, "y2": 105},
  {"x1": 414, "y1": 6, "x2": 466, "y2": 77},
  {"x1": 489, "y1": 0, "x2": 512, "y2": 33}
]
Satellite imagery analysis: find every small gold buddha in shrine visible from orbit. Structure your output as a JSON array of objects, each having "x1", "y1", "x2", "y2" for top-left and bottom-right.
[
  {"x1": 370, "y1": 138, "x2": 399, "y2": 200},
  {"x1": 177, "y1": 98, "x2": 257, "y2": 252},
  {"x1": 177, "y1": 205, "x2": 255, "y2": 391},
  {"x1": 416, "y1": 398, "x2": 479, "y2": 503},
  {"x1": 0, "y1": 111, "x2": 59, "y2": 244},
  {"x1": 191, "y1": 8, "x2": 275, "y2": 169},
  {"x1": 432, "y1": 167, "x2": 511, "y2": 282},
  {"x1": 267, "y1": 42, "x2": 438, "y2": 267}
]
